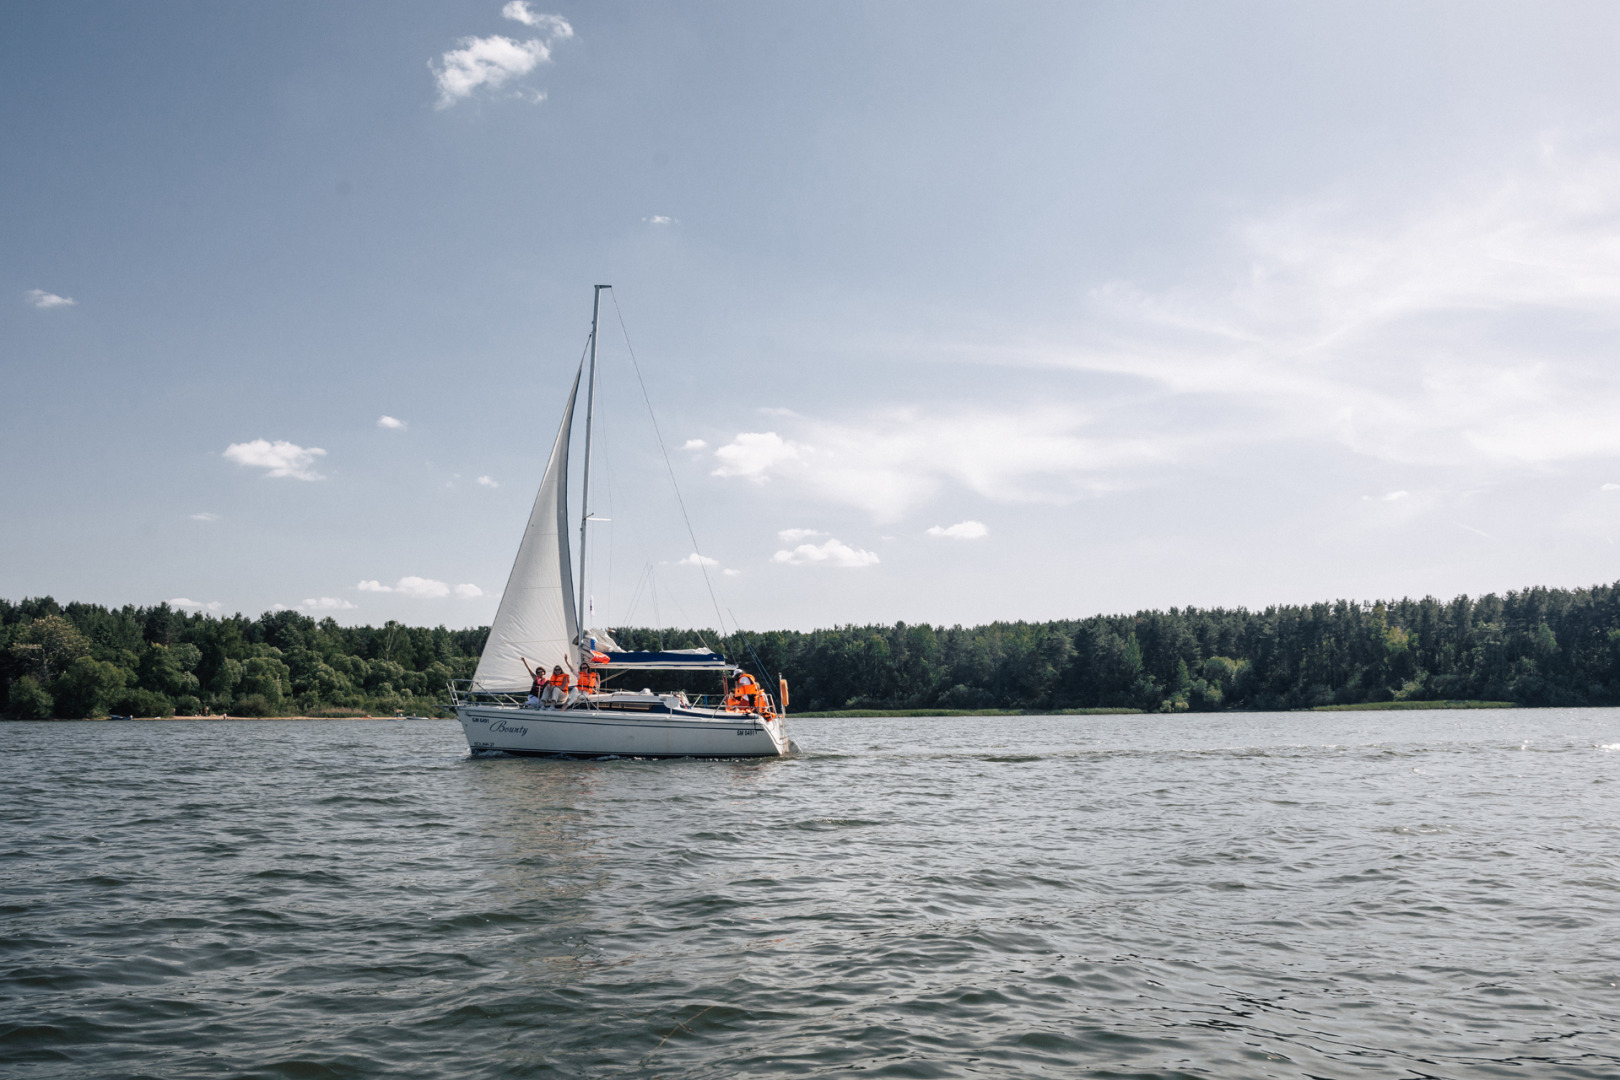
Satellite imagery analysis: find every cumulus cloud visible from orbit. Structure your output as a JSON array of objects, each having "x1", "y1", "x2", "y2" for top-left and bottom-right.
[
  {"x1": 712, "y1": 431, "x2": 804, "y2": 482},
  {"x1": 772, "y1": 538, "x2": 880, "y2": 568},
  {"x1": 302, "y1": 597, "x2": 357, "y2": 611},
  {"x1": 189, "y1": 512, "x2": 219, "y2": 522},
  {"x1": 25, "y1": 289, "x2": 75, "y2": 309},
  {"x1": 432, "y1": 8, "x2": 572, "y2": 108},
  {"x1": 477, "y1": 475, "x2": 499, "y2": 487},
  {"x1": 927, "y1": 520, "x2": 988, "y2": 539},
  {"x1": 454, "y1": 583, "x2": 484, "y2": 598},
  {"x1": 397, "y1": 576, "x2": 451, "y2": 599},
  {"x1": 224, "y1": 439, "x2": 327, "y2": 481},
  {"x1": 170, "y1": 598, "x2": 222, "y2": 612},
  {"x1": 377, "y1": 415, "x2": 406, "y2": 430},
  {"x1": 677, "y1": 553, "x2": 718, "y2": 567},
  {"x1": 681, "y1": 439, "x2": 707, "y2": 451},
  {"x1": 777, "y1": 528, "x2": 824, "y2": 543},
  {"x1": 356, "y1": 576, "x2": 457, "y2": 599}
]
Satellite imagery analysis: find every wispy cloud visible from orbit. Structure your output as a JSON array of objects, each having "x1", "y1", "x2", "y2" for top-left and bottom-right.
[
  {"x1": 170, "y1": 597, "x2": 222, "y2": 612},
  {"x1": 927, "y1": 520, "x2": 988, "y2": 539},
  {"x1": 644, "y1": 215, "x2": 676, "y2": 225},
  {"x1": 713, "y1": 411, "x2": 1168, "y2": 520},
  {"x1": 377, "y1": 415, "x2": 406, "y2": 430},
  {"x1": 302, "y1": 597, "x2": 357, "y2": 611},
  {"x1": 224, "y1": 439, "x2": 327, "y2": 481},
  {"x1": 189, "y1": 512, "x2": 219, "y2": 522},
  {"x1": 25, "y1": 289, "x2": 75, "y2": 309},
  {"x1": 432, "y1": 7, "x2": 572, "y2": 109},
  {"x1": 777, "y1": 528, "x2": 824, "y2": 543},
  {"x1": 1064, "y1": 133, "x2": 1620, "y2": 470},
  {"x1": 711, "y1": 136, "x2": 1620, "y2": 521},
  {"x1": 772, "y1": 538, "x2": 880, "y2": 568},
  {"x1": 477, "y1": 475, "x2": 499, "y2": 488}
]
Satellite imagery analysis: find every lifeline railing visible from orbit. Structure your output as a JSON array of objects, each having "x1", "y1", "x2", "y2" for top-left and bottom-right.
[{"x1": 445, "y1": 680, "x2": 781, "y2": 717}]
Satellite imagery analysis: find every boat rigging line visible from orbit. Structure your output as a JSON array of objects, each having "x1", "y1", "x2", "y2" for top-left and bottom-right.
[{"x1": 607, "y1": 288, "x2": 732, "y2": 641}]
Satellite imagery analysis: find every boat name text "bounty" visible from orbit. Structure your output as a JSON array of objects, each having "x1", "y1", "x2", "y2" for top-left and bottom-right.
[{"x1": 489, "y1": 719, "x2": 530, "y2": 736}]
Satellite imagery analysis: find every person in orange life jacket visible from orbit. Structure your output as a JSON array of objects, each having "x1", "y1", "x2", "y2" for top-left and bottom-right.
[
  {"x1": 542, "y1": 665, "x2": 570, "y2": 705},
  {"x1": 727, "y1": 672, "x2": 769, "y2": 713},
  {"x1": 575, "y1": 665, "x2": 600, "y2": 695}
]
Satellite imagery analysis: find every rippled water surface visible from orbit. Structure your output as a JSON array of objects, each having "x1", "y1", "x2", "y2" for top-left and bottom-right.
[{"x1": 6, "y1": 710, "x2": 1620, "y2": 1078}]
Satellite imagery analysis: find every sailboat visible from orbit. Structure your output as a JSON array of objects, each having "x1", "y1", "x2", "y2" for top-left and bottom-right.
[{"x1": 450, "y1": 287, "x2": 795, "y2": 758}]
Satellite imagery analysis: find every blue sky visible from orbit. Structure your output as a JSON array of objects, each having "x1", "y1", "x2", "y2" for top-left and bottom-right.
[{"x1": 7, "y1": 1, "x2": 1620, "y2": 631}]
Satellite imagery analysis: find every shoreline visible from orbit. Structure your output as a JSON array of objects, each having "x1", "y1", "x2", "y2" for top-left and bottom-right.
[{"x1": 1, "y1": 699, "x2": 1536, "y2": 721}]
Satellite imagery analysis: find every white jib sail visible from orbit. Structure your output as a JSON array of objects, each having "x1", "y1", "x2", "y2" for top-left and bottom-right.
[{"x1": 471, "y1": 367, "x2": 583, "y2": 691}]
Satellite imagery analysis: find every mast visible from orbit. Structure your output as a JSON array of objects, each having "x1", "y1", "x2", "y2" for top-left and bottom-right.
[{"x1": 577, "y1": 284, "x2": 608, "y2": 646}]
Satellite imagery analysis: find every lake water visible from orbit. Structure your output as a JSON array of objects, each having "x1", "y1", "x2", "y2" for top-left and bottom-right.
[{"x1": 5, "y1": 710, "x2": 1620, "y2": 1078}]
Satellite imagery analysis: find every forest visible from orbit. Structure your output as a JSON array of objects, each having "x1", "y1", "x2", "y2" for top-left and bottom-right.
[{"x1": 6, "y1": 582, "x2": 1620, "y2": 719}]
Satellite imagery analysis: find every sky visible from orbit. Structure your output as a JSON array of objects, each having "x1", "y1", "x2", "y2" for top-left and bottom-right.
[{"x1": 6, "y1": 1, "x2": 1620, "y2": 632}]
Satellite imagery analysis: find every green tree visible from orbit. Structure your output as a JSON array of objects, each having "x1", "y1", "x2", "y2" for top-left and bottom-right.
[
  {"x1": 52, "y1": 656, "x2": 131, "y2": 718},
  {"x1": 9, "y1": 614, "x2": 91, "y2": 682}
]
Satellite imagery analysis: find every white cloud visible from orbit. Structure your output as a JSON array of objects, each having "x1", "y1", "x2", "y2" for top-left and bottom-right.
[
  {"x1": 723, "y1": 568, "x2": 742, "y2": 577},
  {"x1": 477, "y1": 475, "x2": 499, "y2": 487},
  {"x1": 1062, "y1": 134, "x2": 1620, "y2": 471},
  {"x1": 714, "y1": 410, "x2": 1169, "y2": 520},
  {"x1": 189, "y1": 512, "x2": 219, "y2": 522},
  {"x1": 1381, "y1": 491, "x2": 1410, "y2": 502},
  {"x1": 396, "y1": 576, "x2": 451, "y2": 599},
  {"x1": 927, "y1": 520, "x2": 988, "y2": 540},
  {"x1": 777, "y1": 528, "x2": 824, "y2": 543},
  {"x1": 501, "y1": 1, "x2": 569, "y2": 33},
  {"x1": 1605, "y1": 483, "x2": 1620, "y2": 491},
  {"x1": 681, "y1": 439, "x2": 707, "y2": 451},
  {"x1": 454, "y1": 583, "x2": 484, "y2": 598},
  {"x1": 645, "y1": 215, "x2": 675, "y2": 225},
  {"x1": 772, "y1": 538, "x2": 881, "y2": 568},
  {"x1": 377, "y1": 415, "x2": 406, "y2": 430},
  {"x1": 170, "y1": 598, "x2": 222, "y2": 612},
  {"x1": 25, "y1": 289, "x2": 75, "y2": 309},
  {"x1": 677, "y1": 553, "x2": 718, "y2": 567},
  {"x1": 356, "y1": 576, "x2": 455, "y2": 599},
  {"x1": 302, "y1": 597, "x2": 357, "y2": 611},
  {"x1": 709, "y1": 138, "x2": 1620, "y2": 521},
  {"x1": 432, "y1": 11, "x2": 571, "y2": 109},
  {"x1": 224, "y1": 439, "x2": 327, "y2": 481},
  {"x1": 712, "y1": 431, "x2": 805, "y2": 482}
]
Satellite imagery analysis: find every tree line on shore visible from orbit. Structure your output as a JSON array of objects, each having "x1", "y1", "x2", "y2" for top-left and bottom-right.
[{"x1": 5, "y1": 583, "x2": 1620, "y2": 719}]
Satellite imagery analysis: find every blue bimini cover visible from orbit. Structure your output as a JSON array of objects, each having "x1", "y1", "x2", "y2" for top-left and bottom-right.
[{"x1": 599, "y1": 648, "x2": 733, "y2": 671}]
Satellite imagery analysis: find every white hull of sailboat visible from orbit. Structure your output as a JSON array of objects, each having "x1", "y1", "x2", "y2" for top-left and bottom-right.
[{"x1": 456, "y1": 699, "x2": 792, "y2": 758}]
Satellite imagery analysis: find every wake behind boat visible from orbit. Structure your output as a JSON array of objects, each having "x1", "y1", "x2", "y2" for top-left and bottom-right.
[{"x1": 450, "y1": 286, "x2": 794, "y2": 758}]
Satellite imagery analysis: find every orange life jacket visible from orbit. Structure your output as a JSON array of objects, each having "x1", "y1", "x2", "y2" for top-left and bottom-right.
[
  {"x1": 577, "y1": 669, "x2": 599, "y2": 693},
  {"x1": 548, "y1": 671, "x2": 570, "y2": 689}
]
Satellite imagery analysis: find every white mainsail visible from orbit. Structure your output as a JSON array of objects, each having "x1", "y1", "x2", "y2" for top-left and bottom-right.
[{"x1": 471, "y1": 367, "x2": 583, "y2": 691}]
